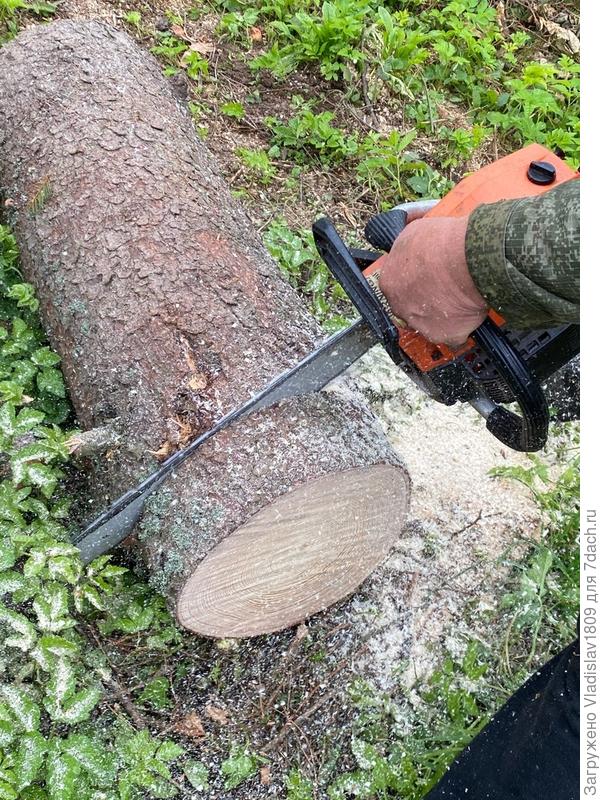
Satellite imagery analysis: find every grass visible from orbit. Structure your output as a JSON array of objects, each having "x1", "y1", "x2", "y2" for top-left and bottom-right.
[{"x1": 0, "y1": 0, "x2": 580, "y2": 797}]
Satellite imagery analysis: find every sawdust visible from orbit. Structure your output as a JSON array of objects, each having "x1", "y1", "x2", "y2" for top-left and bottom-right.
[{"x1": 341, "y1": 345, "x2": 541, "y2": 690}]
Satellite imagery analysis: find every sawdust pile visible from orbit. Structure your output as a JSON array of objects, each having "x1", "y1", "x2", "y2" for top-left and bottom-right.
[{"x1": 340, "y1": 346, "x2": 540, "y2": 690}]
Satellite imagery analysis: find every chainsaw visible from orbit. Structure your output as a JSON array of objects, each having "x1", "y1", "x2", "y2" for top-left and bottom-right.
[{"x1": 72, "y1": 144, "x2": 579, "y2": 563}]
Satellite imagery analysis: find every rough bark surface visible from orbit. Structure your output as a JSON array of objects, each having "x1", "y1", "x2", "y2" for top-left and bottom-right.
[{"x1": 0, "y1": 21, "x2": 409, "y2": 636}]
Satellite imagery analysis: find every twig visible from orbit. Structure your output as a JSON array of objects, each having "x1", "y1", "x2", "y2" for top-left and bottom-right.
[
  {"x1": 262, "y1": 643, "x2": 369, "y2": 752},
  {"x1": 450, "y1": 510, "x2": 483, "y2": 537},
  {"x1": 261, "y1": 689, "x2": 341, "y2": 753},
  {"x1": 84, "y1": 624, "x2": 148, "y2": 730}
]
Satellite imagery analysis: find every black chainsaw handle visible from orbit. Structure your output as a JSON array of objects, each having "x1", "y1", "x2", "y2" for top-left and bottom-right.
[
  {"x1": 312, "y1": 217, "x2": 399, "y2": 355},
  {"x1": 472, "y1": 319, "x2": 549, "y2": 452},
  {"x1": 364, "y1": 209, "x2": 549, "y2": 452}
]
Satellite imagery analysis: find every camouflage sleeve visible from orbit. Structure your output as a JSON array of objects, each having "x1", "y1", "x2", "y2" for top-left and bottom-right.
[{"x1": 465, "y1": 179, "x2": 579, "y2": 328}]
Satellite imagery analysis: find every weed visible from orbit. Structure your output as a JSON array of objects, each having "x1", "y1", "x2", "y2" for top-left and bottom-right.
[
  {"x1": 236, "y1": 147, "x2": 277, "y2": 184},
  {"x1": 221, "y1": 99, "x2": 245, "y2": 119},
  {"x1": 267, "y1": 100, "x2": 359, "y2": 164},
  {"x1": 253, "y1": 0, "x2": 374, "y2": 81},
  {"x1": 264, "y1": 219, "x2": 350, "y2": 329},
  {"x1": 123, "y1": 9, "x2": 142, "y2": 30},
  {"x1": 0, "y1": 226, "x2": 202, "y2": 798}
]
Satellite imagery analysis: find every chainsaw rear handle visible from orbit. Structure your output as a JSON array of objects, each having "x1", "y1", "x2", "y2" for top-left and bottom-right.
[{"x1": 364, "y1": 208, "x2": 549, "y2": 452}]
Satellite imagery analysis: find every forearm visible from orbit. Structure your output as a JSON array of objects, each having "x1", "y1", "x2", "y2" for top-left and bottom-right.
[{"x1": 465, "y1": 180, "x2": 580, "y2": 328}]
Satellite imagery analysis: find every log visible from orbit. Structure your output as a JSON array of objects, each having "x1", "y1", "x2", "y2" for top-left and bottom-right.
[{"x1": 0, "y1": 21, "x2": 409, "y2": 637}]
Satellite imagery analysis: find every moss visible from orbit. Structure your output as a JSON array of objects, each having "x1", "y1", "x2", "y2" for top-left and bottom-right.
[
  {"x1": 68, "y1": 299, "x2": 87, "y2": 316},
  {"x1": 149, "y1": 548, "x2": 186, "y2": 594}
]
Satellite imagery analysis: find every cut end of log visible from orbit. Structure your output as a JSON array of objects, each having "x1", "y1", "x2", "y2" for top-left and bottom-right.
[{"x1": 176, "y1": 464, "x2": 409, "y2": 638}]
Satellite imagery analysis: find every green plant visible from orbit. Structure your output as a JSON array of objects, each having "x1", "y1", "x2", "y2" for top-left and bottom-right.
[
  {"x1": 327, "y1": 643, "x2": 491, "y2": 799},
  {"x1": 436, "y1": 124, "x2": 490, "y2": 167},
  {"x1": 220, "y1": 744, "x2": 260, "y2": 790},
  {"x1": 0, "y1": 0, "x2": 55, "y2": 42},
  {"x1": 236, "y1": 147, "x2": 277, "y2": 184},
  {"x1": 286, "y1": 768, "x2": 314, "y2": 799},
  {"x1": 216, "y1": 6, "x2": 260, "y2": 41},
  {"x1": 263, "y1": 219, "x2": 350, "y2": 328},
  {"x1": 151, "y1": 32, "x2": 188, "y2": 75},
  {"x1": 252, "y1": 0, "x2": 374, "y2": 81},
  {"x1": 356, "y1": 130, "x2": 453, "y2": 204},
  {"x1": 123, "y1": 9, "x2": 142, "y2": 30},
  {"x1": 220, "y1": 99, "x2": 245, "y2": 119},
  {"x1": 486, "y1": 57, "x2": 580, "y2": 165},
  {"x1": 491, "y1": 453, "x2": 579, "y2": 672},
  {"x1": 267, "y1": 101, "x2": 359, "y2": 164},
  {"x1": 0, "y1": 226, "x2": 193, "y2": 798}
]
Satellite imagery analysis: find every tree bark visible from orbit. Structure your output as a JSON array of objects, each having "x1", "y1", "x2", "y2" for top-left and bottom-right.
[{"x1": 0, "y1": 20, "x2": 409, "y2": 637}]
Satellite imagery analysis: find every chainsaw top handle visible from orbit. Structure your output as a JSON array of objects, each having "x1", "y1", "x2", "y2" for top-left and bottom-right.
[{"x1": 312, "y1": 210, "x2": 549, "y2": 453}]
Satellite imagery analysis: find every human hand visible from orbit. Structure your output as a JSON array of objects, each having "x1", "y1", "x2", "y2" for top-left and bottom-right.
[{"x1": 378, "y1": 215, "x2": 488, "y2": 348}]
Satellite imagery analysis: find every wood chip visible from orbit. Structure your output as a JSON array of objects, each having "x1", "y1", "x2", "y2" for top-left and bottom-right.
[
  {"x1": 294, "y1": 623, "x2": 309, "y2": 642},
  {"x1": 149, "y1": 440, "x2": 174, "y2": 460},
  {"x1": 173, "y1": 711, "x2": 205, "y2": 740},
  {"x1": 188, "y1": 372, "x2": 208, "y2": 391},
  {"x1": 260, "y1": 766, "x2": 271, "y2": 785},
  {"x1": 204, "y1": 704, "x2": 229, "y2": 724}
]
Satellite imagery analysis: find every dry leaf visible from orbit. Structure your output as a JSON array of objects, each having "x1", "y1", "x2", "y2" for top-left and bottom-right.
[
  {"x1": 294, "y1": 623, "x2": 309, "y2": 642},
  {"x1": 149, "y1": 440, "x2": 175, "y2": 460},
  {"x1": 260, "y1": 766, "x2": 272, "y2": 785},
  {"x1": 170, "y1": 24, "x2": 190, "y2": 41},
  {"x1": 189, "y1": 372, "x2": 208, "y2": 391},
  {"x1": 249, "y1": 26, "x2": 263, "y2": 43},
  {"x1": 205, "y1": 704, "x2": 229, "y2": 724},
  {"x1": 174, "y1": 711, "x2": 206, "y2": 740},
  {"x1": 190, "y1": 41, "x2": 216, "y2": 55},
  {"x1": 539, "y1": 18, "x2": 580, "y2": 53}
]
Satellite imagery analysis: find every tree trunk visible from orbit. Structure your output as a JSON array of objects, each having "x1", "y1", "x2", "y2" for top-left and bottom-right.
[{"x1": 0, "y1": 20, "x2": 409, "y2": 638}]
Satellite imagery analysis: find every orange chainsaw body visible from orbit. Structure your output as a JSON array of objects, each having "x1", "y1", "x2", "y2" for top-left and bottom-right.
[{"x1": 362, "y1": 144, "x2": 578, "y2": 373}]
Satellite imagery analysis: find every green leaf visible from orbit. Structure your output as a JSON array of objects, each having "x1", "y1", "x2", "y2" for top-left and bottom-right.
[
  {"x1": 46, "y1": 744, "x2": 79, "y2": 800},
  {"x1": 37, "y1": 368, "x2": 65, "y2": 398},
  {"x1": 0, "y1": 539, "x2": 17, "y2": 570},
  {"x1": 63, "y1": 734, "x2": 117, "y2": 786},
  {"x1": 220, "y1": 101, "x2": 245, "y2": 119},
  {"x1": 0, "y1": 569, "x2": 25, "y2": 595},
  {"x1": 39, "y1": 634, "x2": 79, "y2": 658},
  {"x1": 286, "y1": 768, "x2": 313, "y2": 799},
  {"x1": 33, "y1": 583, "x2": 72, "y2": 632},
  {"x1": 0, "y1": 604, "x2": 37, "y2": 651},
  {"x1": 0, "y1": 685, "x2": 41, "y2": 732},
  {"x1": 156, "y1": 740, "x2": 184, "y2": 762},
  {"x1": 13, "y1": 731, "x2": 47, "y2": 791},
  {"x1": 183, "y1": 760, "x2": 209, "y2": 791},
  {"x1": 0, "y1": 382, "x2": 23, "y2": 404},
  {"x1": 0, "y1": 781, "x2": 17, "y2": 800},
  {"x1": 138, "y1": 676, "x2": 172, "y2": 711},
  {"x1": 15, "y1": 407, "x2": 45, "y2": 434},
  {"x1": 0, "y1": 721, "x2": 14, "y2": 748},
  {"x1": 44, "y1": 659, "x2": 101, "y2": 724},
  {"x1": 0, "y1": 403, "x2": 16, "y2": 437},
  {"x1": 31, "y1": 347, "x2": 61, "y2": 368},
  {"x1": 220, "y1": 746, "x2": 257, "y2": 790},
  {"x1": 7, "y1": 284, "x2": 39, "y2": 312}
]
